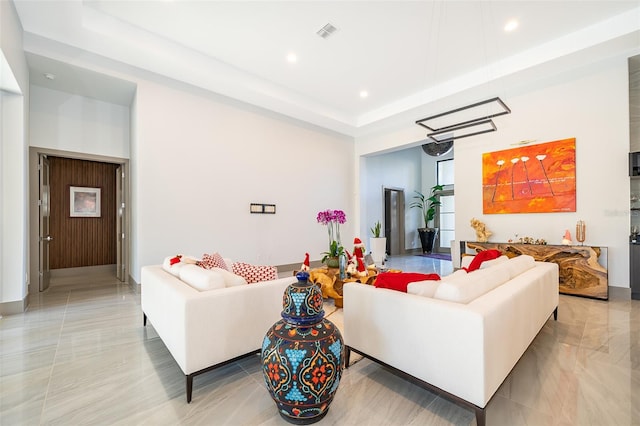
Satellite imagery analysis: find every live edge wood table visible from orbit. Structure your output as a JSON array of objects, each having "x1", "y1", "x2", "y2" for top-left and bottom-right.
[
  {"x1": 301, "y1": 267, "x2": 378, "y2": 308},
  {"x1": 461, "y1": 241, "x2": 609, "y2": 300}
]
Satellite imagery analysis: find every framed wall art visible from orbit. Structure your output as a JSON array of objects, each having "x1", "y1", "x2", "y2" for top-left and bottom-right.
[
  {"x1": 70, "y1": 186, "x2": 101, "y2": 217},
  {"x1": 482, "y1": 138, "x2": 576, "y2": 214}
]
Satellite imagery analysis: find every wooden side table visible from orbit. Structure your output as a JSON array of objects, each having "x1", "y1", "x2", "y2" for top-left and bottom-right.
[{"x1": 303, "y1": 267, "x2": 377, "y2": 308}]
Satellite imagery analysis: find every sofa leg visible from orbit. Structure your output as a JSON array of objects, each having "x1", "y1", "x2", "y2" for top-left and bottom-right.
[
  {"x1": 553, "y1": 306, "x2": 558, "y2": 321},
  {"x1": 345, "y1": 346, "x2": 351, "y2": 368},
  {"x1": 143, "y1": 312, "x2": 147, "y2": 327},
  {"x1": 475, "y1": 407, "x2": 486, "y2": 426},
  {"x1": 186, "y1": 374, "x2": 193, "y2": 403}
]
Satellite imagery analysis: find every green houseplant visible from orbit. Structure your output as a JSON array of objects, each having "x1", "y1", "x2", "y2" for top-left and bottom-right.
[
  {"x1": 321, "y1": 240, "x2": 345, "y2": 267},
  {"x1": 410, "y1": 184, "x2": 444, "y2": 253},
  {"x1": 370, "y1": 220, "x2": 382, "y2": 238},
  {"x1": 369, "y1": 220, "x2": 386, "y2": 265}
]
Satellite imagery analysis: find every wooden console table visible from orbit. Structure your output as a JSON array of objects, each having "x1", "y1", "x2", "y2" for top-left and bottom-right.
[{"x1": 460, "y1": 241, "x2": 608, "y2": 300}]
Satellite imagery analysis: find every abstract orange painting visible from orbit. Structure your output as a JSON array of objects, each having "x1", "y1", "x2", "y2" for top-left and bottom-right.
[{"x1": 482, "y1": 138, "x2": 576, "y2": 214}]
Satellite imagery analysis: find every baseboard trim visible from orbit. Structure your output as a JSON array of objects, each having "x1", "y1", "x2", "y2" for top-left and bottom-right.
[
  {"x1": 0, "y1": 296, "x2": 28, "y2": 316},
  {"x1": 609, "y1": 286, "x2": 630, "y2": 300},
  {"x1": 129, "y1": 273, "x2": 140, "y2": 294},
  {"x1": 50, "y1": 264, "x2": 116, "y2": 278},
  {"x1": 276, "y1": 260, "x2": 324, "y2": 275}
]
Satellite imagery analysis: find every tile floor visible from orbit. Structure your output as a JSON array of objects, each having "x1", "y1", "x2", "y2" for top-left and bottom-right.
[{"x1": 1, "y1": 254, "x2": 639, "y2": 425}]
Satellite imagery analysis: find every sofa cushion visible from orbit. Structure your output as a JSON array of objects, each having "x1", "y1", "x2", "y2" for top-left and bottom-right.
[
  {"x1": 374, "y1": 272, "x2": 440, "y2": 293},
  {"x1": 162, "y1": 256, "x2": 186, "y2": 277},
  {"x1": 407, "y1": 279, "x2": 441, "y2": 297},
  {"x1": 178, "y1": 264, "x2": 225, "y2": 291},
  {"x1": 463, "y1": 249, "x2": 503, "y2": 272},
  {"x1": 441, "y1": 269, "x2": 468, "y2": 281},
  {"x1": 505, "y1": 255, "x2": 536, "y2": 278},
  {"x1": 460, "y1": 254, "x2": 509, "y2": 270},
  {"x1": 433, "y1": 265, "x2": 510, "y2": 303},
  {"x1": 211, "y1": 267, "x2": 248, "y2": 287},
  {"x1": 223, "y1": 258, "x2": 234, "y2": 272},
  {"x1": 232, "y1": 262, "x2": 278, "y2": 284},
  {"x1": 200, "y1": 252, "x2": 228, "y2": 270}
]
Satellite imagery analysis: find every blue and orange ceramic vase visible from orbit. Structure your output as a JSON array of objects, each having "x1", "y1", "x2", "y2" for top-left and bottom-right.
[{"x1": 261, "y1": 271, "x2": 344, "y2": 424}]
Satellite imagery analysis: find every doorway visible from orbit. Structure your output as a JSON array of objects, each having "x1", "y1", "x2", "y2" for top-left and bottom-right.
[
  {"x1": 29, "y1": 148, "x2": 130, "y2": 293},
  {"x1": 383, "y1": 188, "x2": 405, "y2": 256}
]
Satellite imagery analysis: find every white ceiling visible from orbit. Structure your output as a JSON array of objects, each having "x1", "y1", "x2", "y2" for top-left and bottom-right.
[{"x1": 12, "y1": 0, "x2": 640, "y2": 136}]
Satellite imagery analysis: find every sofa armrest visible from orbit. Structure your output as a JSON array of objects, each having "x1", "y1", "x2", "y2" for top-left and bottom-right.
[
  {"x1": 343, "y1": 283, "x2": 486, "y2": 406},
  {"x1": 142, "y1": 265, "x2": 295, "y2": 375}
]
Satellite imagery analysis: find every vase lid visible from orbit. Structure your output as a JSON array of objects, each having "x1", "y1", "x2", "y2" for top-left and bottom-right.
[{"x1": 281, "y1": 271, "x2": 324, "y2": 325}]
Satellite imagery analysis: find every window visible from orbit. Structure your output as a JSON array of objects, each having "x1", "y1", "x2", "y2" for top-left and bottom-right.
[
  {"x1": 436, "y1": 159, "x2": 454, "y2": 252},
  {"x1": 437, "y1": 159, "x2": 454, "y2": 186}
]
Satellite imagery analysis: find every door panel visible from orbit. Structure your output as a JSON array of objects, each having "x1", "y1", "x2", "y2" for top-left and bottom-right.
[
  {"x1": 384, "y1": 188, "x2": 405, "y2": 255},
  {"x1": 116, "y1": 166, "x2": 124, "y2": 281},
  {"x1": 39, "y1": 155, "x2": 51, "y2": 291}
]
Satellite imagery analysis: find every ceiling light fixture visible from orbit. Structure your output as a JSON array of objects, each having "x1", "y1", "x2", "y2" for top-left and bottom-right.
[
  {"x1": 316, "y1": 23, "x2": 338, "y2": 39},
  {"x1": 43, "y1": 73, "x2": 56, "y2": 80},
  {"x1": 415, "y1": 97, "x2": 511, "y2": 142},
  {"x1": 422, "y1": 140, "x2": 453, "y2": 157},
  {"x1": 504, "y1": 19, "x2": 519, "y2": 32},
  {"x1": 359, "y1": 90, "x2": 368, "y2": 98},
  {"x1": 286, "y1": 53, "x2": 297, "y2": 63}
]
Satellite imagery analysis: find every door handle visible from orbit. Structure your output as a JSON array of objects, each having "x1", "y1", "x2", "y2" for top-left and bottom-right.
[{"x1": 41, "y1": 235, "x2": 53, "y2": 242}]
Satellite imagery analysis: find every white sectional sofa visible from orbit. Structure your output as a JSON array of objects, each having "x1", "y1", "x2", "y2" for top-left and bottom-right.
[
  {"x1": 141, "y1": 263, "x2": 296, "y2": 402},
  {"x1": 343, "y1": 255, "x2": 559, "y2": 426}
]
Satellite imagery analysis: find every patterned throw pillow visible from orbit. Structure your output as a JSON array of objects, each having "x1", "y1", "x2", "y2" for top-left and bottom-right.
[
  {"x1": 232, "y1": 262, "x2": 278, "y2": 284},
  {"x1": 199, "y1": 253, "x2": 228, "y2": 270}
]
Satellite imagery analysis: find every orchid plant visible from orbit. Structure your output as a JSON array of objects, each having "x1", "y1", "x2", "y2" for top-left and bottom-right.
[{"x1": 317, "y1": 209, "x2": 347, "y2": 262}]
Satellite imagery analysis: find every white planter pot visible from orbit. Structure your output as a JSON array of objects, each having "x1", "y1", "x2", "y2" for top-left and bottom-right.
[{"x1": 369, "y1": 237, "x2": 387, "y2": 265}]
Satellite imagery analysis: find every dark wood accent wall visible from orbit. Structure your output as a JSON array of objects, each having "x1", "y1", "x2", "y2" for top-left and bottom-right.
[{"x1": 49, "y1": 156, "x2": 118, "y2": 269}]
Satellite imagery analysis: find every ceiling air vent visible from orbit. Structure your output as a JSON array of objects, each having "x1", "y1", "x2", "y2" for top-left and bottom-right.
[{"x1": 317, "y1": 23, "x2": 338, "y2": 39}]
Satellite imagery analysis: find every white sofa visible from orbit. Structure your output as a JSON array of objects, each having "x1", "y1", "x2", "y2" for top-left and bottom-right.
[
  {"x1": 343, "y1": 255, "x2": 559, "y2": 426},
  {"x1": 141, "y1": 264, "x2": 296, "y2": 402}
]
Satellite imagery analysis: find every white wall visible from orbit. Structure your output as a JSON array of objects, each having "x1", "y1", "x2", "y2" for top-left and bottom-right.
[
  {"x1": 29, "y1": 85, "x2": 130, "y2": 159},
  {"x1": 361, "y1": 146, "x2": 454, "y2": 250},
  {"x1": 0, "y1": 0, "x2": 29, "y2": 310},
  {"x1": 357, "y1": 53, "x2": 633, "y2": 289},
  {"x1": 455, "y1": 56, "x2": 630, "y2": 288},
  {"x1": 132, "y1": 79, "x2": 354, "y2": 281}
]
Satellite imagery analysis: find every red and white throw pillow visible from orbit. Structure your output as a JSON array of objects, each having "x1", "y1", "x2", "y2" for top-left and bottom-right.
[
  {"x1": 232, "y1": 262, "x2": 278, "y2": 284},
  {"x1": 199, "y1": 253, "x2": 228, "y2": 270}
]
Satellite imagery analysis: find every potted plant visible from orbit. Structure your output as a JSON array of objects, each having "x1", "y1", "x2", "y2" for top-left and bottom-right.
[
  {"x1": 321, "y1": 240, "x2": 344, "y2": 268},
  {"x1": 369, "y1": 220, "x2": 387, "y2": 266},
  {"x1": 317, "y1": 209, "x2": 347, "y2": 268},
  {"x1": 410, "y1": 184, "x2": 444, "y2": 253}
]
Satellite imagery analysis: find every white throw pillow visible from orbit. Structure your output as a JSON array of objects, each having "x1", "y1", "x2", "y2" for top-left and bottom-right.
[
  {"x1": 434, "y1": 265, "x2": 510, "y2": 304},
  {"x1": 179, "y1": 264, "x2": 225, "y2": 291},
  {"x1": 441, "y1": 269, "x2": 468, "y2": 281},
  {"x1": 506, "y1": 255, "x2": 536, "y2": 278},
  {"x1": 223, "y1": 258, "x2": 234, "y2": 272},
  {"x1": 479, "y1": 255, "x2": 509, "y2": 269},
  {"x1": 460, "y1": 255, "x2": 474, "y2": 269},
  {"x1": 212, "y1": 267, "x2": 248, "y2": 287},
  {"x1": 162, "y1": 256, "x2": 185, "y2": 277},
  {"x1": 407, "y1": 280, "x2": 441, "y2": 298},
  {"x1": 460, "y1": 254, "x2": 509, "y2": 270}
]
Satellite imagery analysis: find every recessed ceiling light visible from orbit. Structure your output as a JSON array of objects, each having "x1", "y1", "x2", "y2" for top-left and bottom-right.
[
  {"x1": 360, "y1": 90, "x2": 369, "y2": 98},
  {"x1": 286, "y1": 53, "x2": 297, "y2": 63},
  {"x1": 504, "y1": 19, "x2": 519, "y2": 32},
  {"x1": 44, "y1": 73, "x2": 56, "y2": 80}
]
